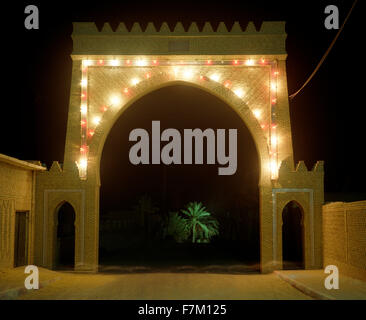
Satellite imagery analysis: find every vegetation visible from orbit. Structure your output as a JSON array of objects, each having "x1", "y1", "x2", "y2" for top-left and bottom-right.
[
  {"x1": 164, "y1": 212, "x2": 190, "y2": 243},
  {"x1": 164, "y1": 202, "x2": 219, "y2": 244},
  {"x1": 181, "y1": 202, "x2": 219, "y2": 243}
]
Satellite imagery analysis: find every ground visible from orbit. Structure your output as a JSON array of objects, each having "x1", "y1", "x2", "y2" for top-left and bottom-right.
[{"x1": 1, "y1": 267, "x2": 365, "y2": 300}]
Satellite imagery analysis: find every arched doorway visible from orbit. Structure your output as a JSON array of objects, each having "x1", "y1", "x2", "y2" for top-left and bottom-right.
[
  {"x1": 282, "y1": 201, "x2": 304, "y2": 269},
  {"x1": 99, "y1": 84, "x2": 260, "y2": 271},
  {"x1": 56, "y1": 202, "x2": 75, "y2": 269}
]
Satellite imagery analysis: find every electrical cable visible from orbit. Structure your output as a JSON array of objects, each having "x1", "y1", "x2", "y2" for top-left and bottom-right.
[{"x1": 289, "y1": 0, "x2": 358, "y2": 100}]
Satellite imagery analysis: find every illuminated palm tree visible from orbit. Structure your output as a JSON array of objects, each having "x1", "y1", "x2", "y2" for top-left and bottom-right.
[{"x1": 181, "y1": 202, "x2": 219, "y2": 243}]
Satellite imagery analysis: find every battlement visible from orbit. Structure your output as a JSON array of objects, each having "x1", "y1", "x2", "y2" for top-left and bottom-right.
[
  {"x1": 279, "y1": 158, "x2": 324, "y2": 174},
  {"x1": 72, "y1": 21, "x2": 286, "y2": 35},
  {"x1": 277, "y1": 159, "x2": 324, "y2": 189},
  {"x1": 71, "y1": 21, "x2": 287, "y2": 57}
]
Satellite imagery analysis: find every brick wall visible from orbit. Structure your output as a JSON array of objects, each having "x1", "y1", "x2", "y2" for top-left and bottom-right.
[
  {"x1": 0, "y1": 155, "x2": 44, "y2": 268},
  {"x1": 323, "y1": 201, "x2": 366, "y2": 281}
]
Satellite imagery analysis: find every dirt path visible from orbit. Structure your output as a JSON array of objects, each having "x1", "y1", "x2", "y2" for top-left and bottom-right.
[{"x1": 15, "y1": 272, "x2": 312, "y2": 300}]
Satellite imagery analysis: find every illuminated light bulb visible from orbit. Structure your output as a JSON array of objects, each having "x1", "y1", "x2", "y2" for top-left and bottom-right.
[
  {"x1": 260, "y1": 58, "x2": 266, "y2": 64},
  {"x1": 271, "y1": 98, "x2": 277, "y2": 104},
  {"x1": 131, "y1": 78, "x2": 140, "y2": 86},
  {"x1": 80, "y1": 120, "x2": 87, "y2": 127},
  {"x1": 206, "y1": 59, "x2": 212, "y2": 65},
  {"x1": 152, "y1": 59, "x2": 158, "y2": 65},
  {"x1": 271, "y1": 123, "x2": 278, "y2": 129},
  {"x1": 183, "y1": 69, "x2": 194, "y2": 79},
  {"x1": 260, "y1": 124, "x2": 266, "y2": 129},
  {"x1": 80, "y1": 104, "x2": 87, "y2": 114},
  {"x1": 79, "y1": 158, "x2": 87, "y2": 170},
  {"x1": 233, "y1": 88, "x2": 244, "y2": 98},
  {"x1": 135, "y1": 59, "x2": 148, "y2": 66},
  {"x1": 224, "y1": 80, "x2": 232, "y2": 88},
  {"x1": 271, "y1": 82, "x2": 277, "y2": 92},
  {"x1": 93, "y1": 116, "x2": 101, "y2": 126},
  {"x1": 81, "y1": 78, "x2": 87, "y2": 87},
  {"x1": 81, "y1": 92, "x2": 87, "y2": 100},
  {"x1": 245, "y1": 59, "x2": 255, "y2": 66},
  {"x1": 270, "y1": 159, "x2": 278, "y2": 173},
  {"x1": 88, "y1": 129, "x2": 95, "y2": 137},
  {"x1": 123, "y1": 88, "x2": 129, "y2": 94},
  {"x1": 125, "y1": 59, "x2": 131, "y2": 65},
  {"x1": 110, "y1": 95, "x2": 121, "y2": 106},
  {"x1": 209, "y1": 74, "x2": 220, "y2": 82},
  {"x1": 101, "y1": 105, "x2": 108, "y2": 112},
  {"x1": 110, "y1": 60, "x2": 120, "y2": 66},
  {"x1": 199, "y1": 75, "x2": 205, "y2": 81},
  {"x1": 273, "y1": 71, "x2": 279, "y2": 76},
  {"x1": 97, "y1": 59, "x2": 104, "y2": 65},
  {"x1": 80, "y1": 145, "x2": 87, "y2": 153},
  {"x1": 233, "y1": 60, "x2": 239, "y2": 65},
  {"x1": 271, "y1": 135, "x2": 278, "y2": 147},
  {"x1": 82, "y1": 60, "x2": 92, "y2": 67},
  {"x1": 253, "y1": 109, "x2": 262, "y2": 119},
  {"x1": 145, "y1": 72, "x2": 151, "y2": 79}
]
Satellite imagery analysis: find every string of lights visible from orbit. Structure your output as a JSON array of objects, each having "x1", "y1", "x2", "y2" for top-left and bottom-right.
[{"x1": 78, "y1": 58, "x2": 280, "y2": 180}]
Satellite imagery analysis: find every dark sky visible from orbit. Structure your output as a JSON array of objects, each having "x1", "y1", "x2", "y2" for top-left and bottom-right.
[
  {"x1": 100, "y1": 85, "x2": 259, "y2": 213},
  {"x1": 1, "y1": 0, "x2": 365, "y2": 200}
]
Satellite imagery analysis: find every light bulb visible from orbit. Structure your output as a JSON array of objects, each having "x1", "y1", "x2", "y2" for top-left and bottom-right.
[
  {"x1": 79, "y1": 158, "x2": 87, "y2": 170},
  {"x1": 110, "y1": 95, "x2": 121, "y2": 106},
  {"x1": 131, "y1": 78, "x2": 140, "y2": 86},
  {"x1": 110, "y1": 60, "x2": 120, "y2": 66},
  {"x1": 135, "y1": 59, "x2": 147, "y2": 66},
  {"x1": 80, "y1": 105, "x2": 87, "y2": 114},
  {"x1": 183, "y1": 69, "x2": 194, "y2": 79},
  {"x1": 271, "y1": 135, "x2": 278, "y2": 147},
  {"x1": 82, "y1": 60, "x2": 92, "y2": 67},
  {"x1": 253, "y1": 109, "x2": 262, "y2": 119},
  {"x1": 209, "y1": 74, "x2": 220, "y2": 82},
  {"x1": 233, "y1": 88, "x2": 244, "y2": 98},
  {"x1": 93, "y1": 116, "x2": 101, "y2": 126}
]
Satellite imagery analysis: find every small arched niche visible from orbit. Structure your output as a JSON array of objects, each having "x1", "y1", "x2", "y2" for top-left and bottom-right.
[
  {"x1": 55, "y1": 202, "x2": 76, "y2": 269},
  {"x1": 282, "y1": 201, "x2": 304, "y2": 270}
]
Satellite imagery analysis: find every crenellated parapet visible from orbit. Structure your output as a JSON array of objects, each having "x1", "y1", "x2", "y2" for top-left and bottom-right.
[
  {"x1": 36, "y1": 161, "x2": 82, "y2": 188},
  {"x1": 72, "y1": 21, "x2": 287, "y2": 56},
  {"x1": 277, "y1": 158, "x2": 324, "y2": 189}
]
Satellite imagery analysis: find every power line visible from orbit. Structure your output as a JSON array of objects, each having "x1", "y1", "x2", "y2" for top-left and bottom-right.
[{"x1": 289, "y1": 0, "x2": 358, "y2": 100}]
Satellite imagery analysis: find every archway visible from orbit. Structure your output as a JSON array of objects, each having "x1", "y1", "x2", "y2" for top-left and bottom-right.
[
  {"x1": 56, "y1": 202, "x2": 76, "y2": 269},
  {"x1": 282, "y1": 201, "x2": 304, "y2": 269},
  {"x1": 99, "y1": 84, "x2": 260, "y2": 271}
]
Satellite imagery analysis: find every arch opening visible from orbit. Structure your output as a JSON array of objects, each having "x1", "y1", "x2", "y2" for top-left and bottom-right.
[
  {"x1": 99, "y1": 84, "x2": 260, "y2": 272},
  {"x1": 282, "y1": 201, "x2": 304, "y2": 270},
  {"x1": 55, "y1": 202, "x2": 75, "y2": 269}
]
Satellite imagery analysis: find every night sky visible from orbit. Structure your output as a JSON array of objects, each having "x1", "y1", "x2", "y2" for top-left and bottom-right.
[{"x1": 2, "y1": 0, "x2": 365, "y2": 208}]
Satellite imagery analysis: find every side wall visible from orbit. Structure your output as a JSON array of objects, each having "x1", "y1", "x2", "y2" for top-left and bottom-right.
[
  {"x1": 0, "y1": 162, "x2": 34, "y2": 268},
  {"x1": 323, "y1": 201, "x2": 366, "y2": 281}
]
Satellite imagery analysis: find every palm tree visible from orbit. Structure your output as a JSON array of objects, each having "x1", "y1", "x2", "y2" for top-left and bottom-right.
[
  {"x1": 181, "y1": 202, "x2": 219, "y2": 243},
  {"x1": 164, "y1": 212, "x2": 190, "y2": 243},
  {"x1": 132, "y1": 195, "x2": 159, "y2": 241}
]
